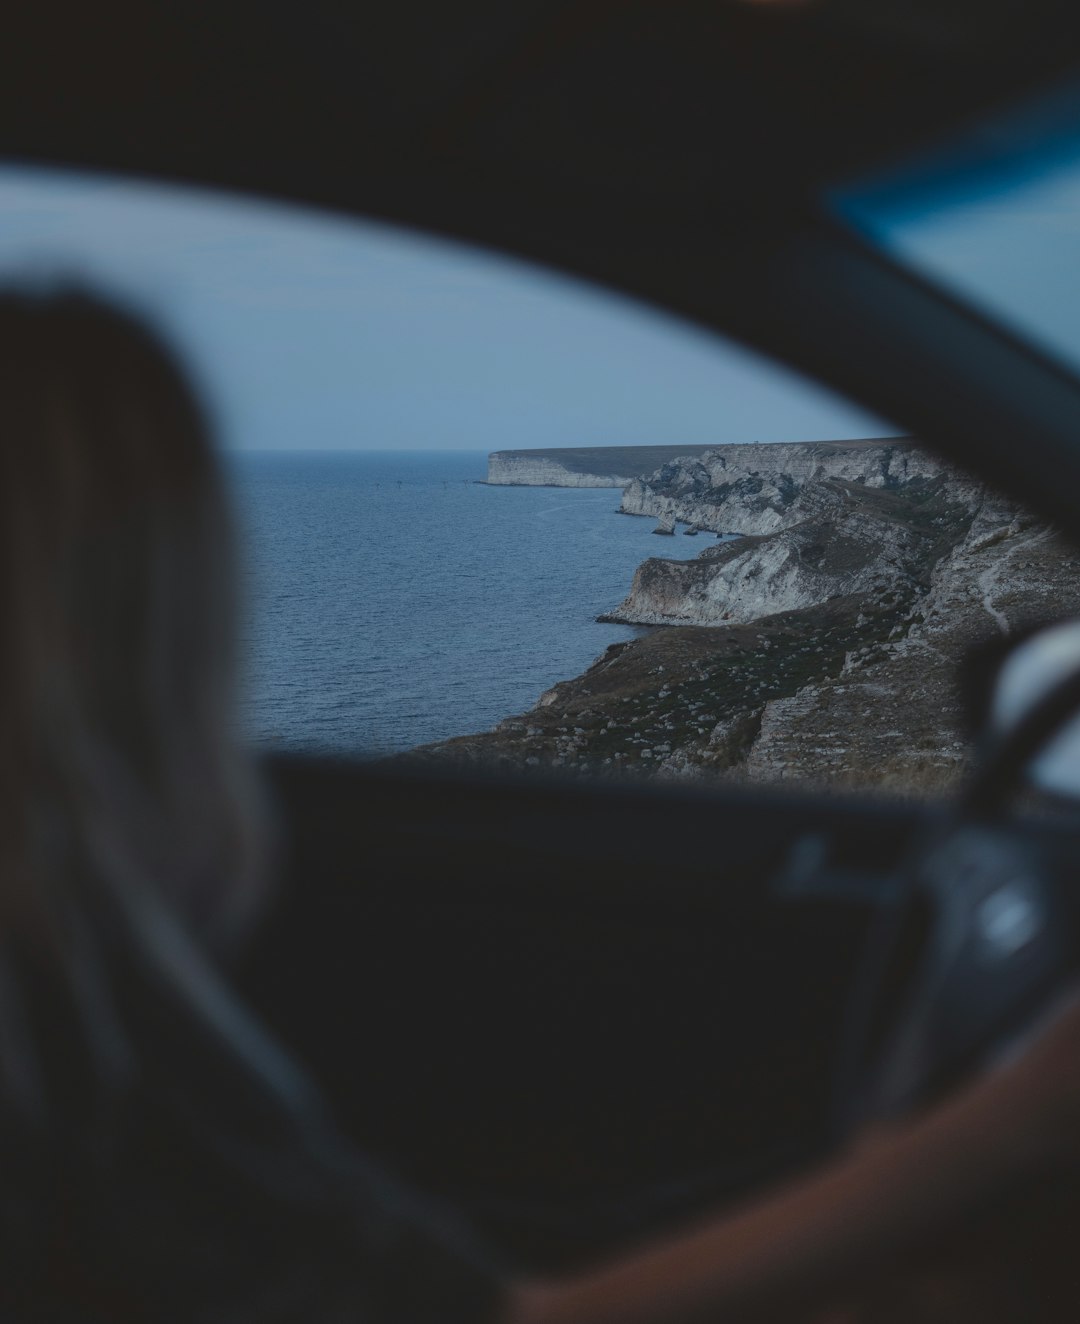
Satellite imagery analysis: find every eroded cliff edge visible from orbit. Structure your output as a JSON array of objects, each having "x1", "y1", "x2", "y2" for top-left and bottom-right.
[
  {"x1": 606, "y1": 439, "x2": 969, "y2": 627},
  {"x1": 402, "y1": 439, "x2": 1080, "y2": 795}
]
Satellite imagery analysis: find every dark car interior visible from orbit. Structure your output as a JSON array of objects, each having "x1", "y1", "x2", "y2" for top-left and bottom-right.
[{"x1": 7, "y1": 0, "x2": 1080, "y2": 1285}]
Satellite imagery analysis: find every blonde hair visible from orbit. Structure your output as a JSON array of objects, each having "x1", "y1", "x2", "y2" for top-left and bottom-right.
[{"x1": 0, "y1": 286, "x2": 267, "y2": 1115}]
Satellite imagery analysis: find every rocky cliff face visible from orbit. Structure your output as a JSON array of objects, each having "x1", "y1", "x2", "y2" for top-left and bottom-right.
[
  {"x1": 488, "y1": 454, "x2": 633, "y2": 487},
  {"x1": 740, "y1": 494, "x2": 1078, "y2": 793},
  {"x1": 398, "y1": 440, "x2": 1080, "y2": 797},
  {"x1": 618, "y1": 437, "x2": 941, "y2": 534},
  {"x1": 606, "y1": 473, "x2": 973, "y2": 627}
]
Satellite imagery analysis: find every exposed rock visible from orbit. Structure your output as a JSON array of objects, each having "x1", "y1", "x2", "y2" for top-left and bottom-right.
[
  {"x1": 619, "y1": 436, "x2": 937, "y2": 534},
  {"x1": 396, "y1": 439, "x2": 1080, "y2": 798},
  {"x1": 607, "y1": 473, "x2": 972, "y2": 627},
  {"x1": 744, "y1": 495, "x2": 1080, "y2": 794}
]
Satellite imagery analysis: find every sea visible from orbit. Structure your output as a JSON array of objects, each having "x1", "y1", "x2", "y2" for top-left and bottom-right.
[{"x1": 227, "y1": 450, "x2": 689, "y2": 759}]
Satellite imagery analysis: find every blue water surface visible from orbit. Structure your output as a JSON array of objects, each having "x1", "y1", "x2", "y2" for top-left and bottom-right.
[{"x1": 227, "y1": 451, "x2": 683, "y2": 757}]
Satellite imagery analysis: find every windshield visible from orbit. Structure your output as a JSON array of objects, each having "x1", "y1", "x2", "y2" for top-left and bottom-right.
[{"x1": 831, "y1": 79, "x2": 1080, "y2": 376}]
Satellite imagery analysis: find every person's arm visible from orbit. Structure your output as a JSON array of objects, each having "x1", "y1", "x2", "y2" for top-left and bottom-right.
[{"x1": 501, "y1": 992, "x2": 1080, "y2": 1324}]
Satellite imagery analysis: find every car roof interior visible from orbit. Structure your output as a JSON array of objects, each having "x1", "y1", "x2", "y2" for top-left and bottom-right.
[{"x1": 6, "y1": 0, "x2": 1080, "y2": 1276}]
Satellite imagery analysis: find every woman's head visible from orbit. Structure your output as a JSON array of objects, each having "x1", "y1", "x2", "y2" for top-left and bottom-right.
[
  {"x1": 0, "y1": 286, "x2": 270, "y2": 1124},
  {"x1": 0, "y1": 286, "x2": 262, "y2": 931},
  {"x1": 3, "y1": 290, "x2": 228, "y2": 756}
]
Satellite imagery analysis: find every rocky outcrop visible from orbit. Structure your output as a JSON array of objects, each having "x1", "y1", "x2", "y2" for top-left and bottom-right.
[
  {"x1": 487, "y1": 444, "x2": 718, "y2": 487},
  {"x1": 607, "y1": 471, "x2": 973, "y2": 627},
  {"x1": 741, "y1": 494, "x2": 1080, "y2": 793},
  {"x1": 398, "y1": 440, "x2": 1080, "y2": 798},
  {"x1": 619, "y1": 436, "x2": 936, "y2": 533}
]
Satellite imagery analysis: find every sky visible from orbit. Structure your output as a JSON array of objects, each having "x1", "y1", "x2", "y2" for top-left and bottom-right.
[{"x1": 0, "y1": 165, "x2": 890, "y2": 453}]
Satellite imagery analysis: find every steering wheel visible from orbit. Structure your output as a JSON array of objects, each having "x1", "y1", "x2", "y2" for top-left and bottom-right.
[{"x1": 782, "y1": 622, "x2": 1080, "y2": 1142}]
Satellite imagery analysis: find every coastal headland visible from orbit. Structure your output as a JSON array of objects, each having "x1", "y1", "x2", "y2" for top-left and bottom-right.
[
  {"x1": 402, "y1": 439, "x2": 1080, "y2": 795},
  {"x1": 486, "y1": 444, "x2": 719, "y2": 487}
]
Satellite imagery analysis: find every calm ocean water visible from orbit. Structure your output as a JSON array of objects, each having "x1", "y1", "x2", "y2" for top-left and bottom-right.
[{"x1": 227, "y1": 451, "x2": 687, "y2": 758}]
